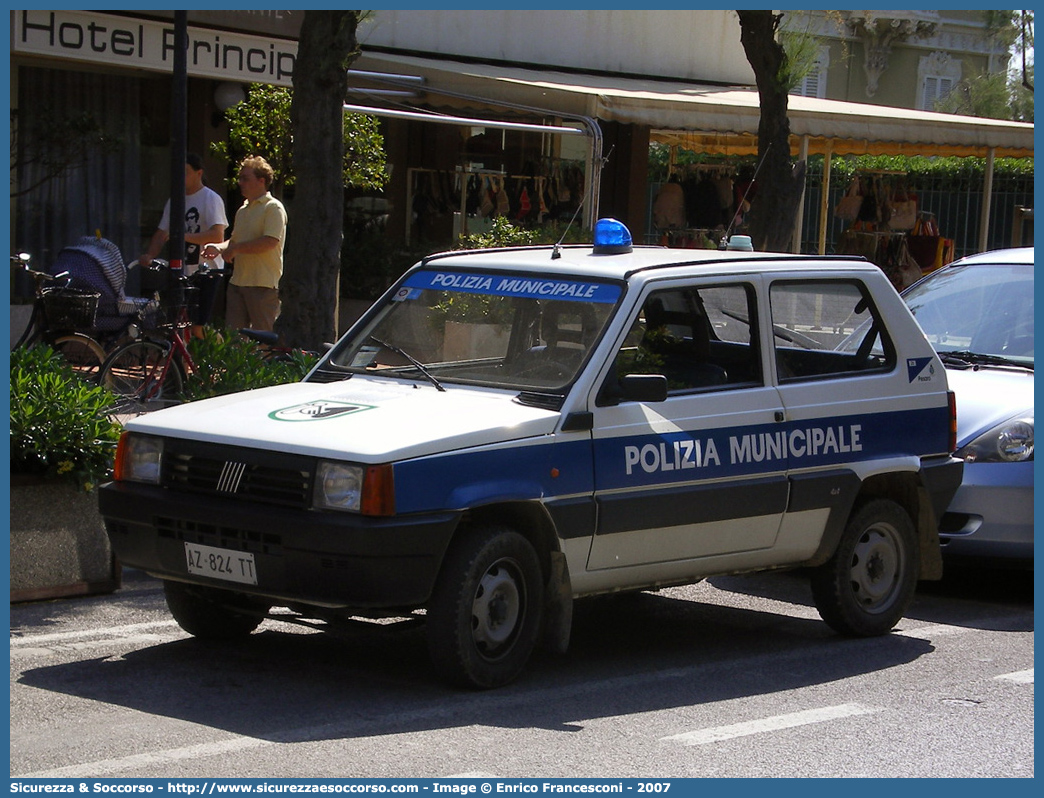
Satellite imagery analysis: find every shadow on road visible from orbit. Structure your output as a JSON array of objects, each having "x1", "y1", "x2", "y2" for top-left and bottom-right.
[
  {"x1": 17, "y1": 580, "x2": 936, "y2": 744},
  {"x1": 707, "y1": 566, "x2": 1033, "y2": 633}
]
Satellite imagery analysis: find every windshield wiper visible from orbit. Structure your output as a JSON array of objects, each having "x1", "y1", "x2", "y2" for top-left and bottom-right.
[
  {"x1": 368, "y1": 336, "x2": 446, "y2": 391},
  {"x1": 940, "y1": 350, "x2": 1033, "y2": 371}
]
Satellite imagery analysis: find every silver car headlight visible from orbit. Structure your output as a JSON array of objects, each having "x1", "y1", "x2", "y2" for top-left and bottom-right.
[
  {"x1": 115, "y1": 433, "x2": 164, "y2": 484},
  {"x1": 956, "y1": 411, "x2": 1033, "y2": 463},
  {"x1": 314, "y1": 461, "x2": 365, "y2": 512}
]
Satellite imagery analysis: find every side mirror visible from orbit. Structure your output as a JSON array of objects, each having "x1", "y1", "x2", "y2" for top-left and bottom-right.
[{"x1": 618, "y1": 374, "x2": 668, "y2": 403}]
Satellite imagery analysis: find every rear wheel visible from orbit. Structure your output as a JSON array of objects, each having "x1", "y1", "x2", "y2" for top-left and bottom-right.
[
  {"x1": 99, "y1": 339, "x2": 183, "y2": 408},
  {"x1": 427, "y1": 526, "x2": 544, "y2": 689},
  {"x1": 164, "y1": 581, "x2": 268, "y2": 639},
  {"x1": 811, "y1": 498, "x2": 919, "y2": 636},
  {"x1": 52, "y1": 333, "x2": 106, "y2": 382}
]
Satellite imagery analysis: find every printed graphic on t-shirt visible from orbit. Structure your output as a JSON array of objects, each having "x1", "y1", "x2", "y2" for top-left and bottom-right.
[{"x1": 185, "y1": 205, "x2": 202, "y2": 264}]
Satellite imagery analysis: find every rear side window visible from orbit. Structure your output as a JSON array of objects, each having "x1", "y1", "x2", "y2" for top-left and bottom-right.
[{"x1": 770, "y1": 280, "x2": 895, "y2": 382}]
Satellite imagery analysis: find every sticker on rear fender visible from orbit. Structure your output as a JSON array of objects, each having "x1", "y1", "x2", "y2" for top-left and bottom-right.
[
  {"x1": 907, "y1": 357, "x2": 935, "y2": 382},
  {"x1": 269, "y1": 400, "x2": 374, "y2": 421}
]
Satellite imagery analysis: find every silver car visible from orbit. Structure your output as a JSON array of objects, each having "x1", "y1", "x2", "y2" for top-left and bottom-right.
[{"x1": 902, "y1": 247, "x2": 1033, "y2": 567}]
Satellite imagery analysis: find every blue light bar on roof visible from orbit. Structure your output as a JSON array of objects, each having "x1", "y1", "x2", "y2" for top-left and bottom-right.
[{"x1": 592, "y1": 218, "x2": 633, "y2": 255}]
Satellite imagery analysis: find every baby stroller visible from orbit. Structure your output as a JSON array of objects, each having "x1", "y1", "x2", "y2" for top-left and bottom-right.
[{"x1": 49, "y1": 237, "x2": 159, "y2": 343}]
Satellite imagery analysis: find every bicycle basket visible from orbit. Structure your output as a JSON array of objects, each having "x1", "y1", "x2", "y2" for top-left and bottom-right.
[
  {"x1": 41, "y1": 286, "x2": 100, "y2": 329},
  {"x1": 157, "y1": 283, "x2": 200, "y2": 325}
]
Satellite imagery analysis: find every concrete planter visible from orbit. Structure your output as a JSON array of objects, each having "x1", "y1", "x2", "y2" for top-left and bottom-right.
[{"x1": 10, "y1": 476, "x2": 120, "y2": 602}]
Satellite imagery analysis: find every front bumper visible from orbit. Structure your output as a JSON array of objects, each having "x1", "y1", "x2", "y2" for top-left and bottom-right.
[
  {"x1": 938, "y1": 460, "x2": 1034, "y2": 565},
  {"x1": 99, "y1": 481, "x2": 460, "y2": 609}
]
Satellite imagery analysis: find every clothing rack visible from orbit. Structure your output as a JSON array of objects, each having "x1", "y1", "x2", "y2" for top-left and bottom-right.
[
  {"x1": 406, "y1": 164, "x2": 585, "y2": 244},
  {"x1": 668, "y1": 163, "x2": 734, "y2": 177}
]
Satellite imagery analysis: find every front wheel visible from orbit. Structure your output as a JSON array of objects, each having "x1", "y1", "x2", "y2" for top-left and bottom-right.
[
  {"x1": 811, "y1": 498, "x2": 919, "y2": 637},
  {"x1": 164, "y1": 581, "x2": 268, "y2": 639},
  {"x1": 427, "y1": 526, "x2": 544, "y2": 689},
  {"x1": 99, "y1": 339, "x2": 183, "y2": 409}
]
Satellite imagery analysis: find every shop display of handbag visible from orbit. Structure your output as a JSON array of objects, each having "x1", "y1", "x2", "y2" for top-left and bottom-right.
[
  {"x1": 834, "y1": 178, "x2": 864, "y2": 221},
  {"x1": 906, "y1": 214, "x2": 954, "y2": 274}
]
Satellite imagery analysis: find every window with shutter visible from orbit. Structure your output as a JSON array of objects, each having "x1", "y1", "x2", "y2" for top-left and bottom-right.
[
  {"x1": 922, "y1": 75, "x2": 955, "y2": 110},
  {"x1": 790, "y1": 46, "x2": 829, "y2": 99}
]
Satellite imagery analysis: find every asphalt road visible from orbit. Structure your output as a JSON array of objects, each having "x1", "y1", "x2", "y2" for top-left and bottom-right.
[{"x1": 9, "y1": 566, "x2": 1033, "y2": 779}]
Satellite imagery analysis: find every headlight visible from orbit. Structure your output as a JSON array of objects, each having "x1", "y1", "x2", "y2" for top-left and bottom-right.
[
  {"x1": 114, "y1": 433, "x2": 163, "y2": 484},
  {"x1": 314, "y1": 461, "x2": 364, "y2": 511},
  {"x1": 956, "y1": 411, "x2": 1033, "y2": 463},
  {"x1": 313, "y1": 461, "x2": 396, "y2": 516}
]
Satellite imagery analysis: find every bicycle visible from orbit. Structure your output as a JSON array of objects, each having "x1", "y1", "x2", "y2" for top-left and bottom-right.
[
  {"x1": 11, "y1": 252, "x2": 108, "y2": 380},
  {"x1": 238, "y1": 327, "x2": 324, "y2": 365},
  {"x1": 97, "y1": 270, "x2": 199, "y2": 412}
]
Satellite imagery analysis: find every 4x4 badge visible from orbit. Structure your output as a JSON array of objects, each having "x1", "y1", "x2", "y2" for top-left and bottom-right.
[{"x1": 269, "y1": 400, "x2": 374, "y2": 422}]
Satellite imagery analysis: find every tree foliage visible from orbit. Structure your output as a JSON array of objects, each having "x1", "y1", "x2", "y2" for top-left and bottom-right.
[
  {"x1": 935, "y1": 71, "x2": 1033, "y2": 121},
  {"x1": 210, "y1": 82, "x2": 387, "y2": 194}
]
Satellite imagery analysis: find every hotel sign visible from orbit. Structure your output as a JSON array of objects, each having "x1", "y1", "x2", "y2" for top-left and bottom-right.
[{"x1": 11, "y1": 9, "x2": 298, "y2": 85}]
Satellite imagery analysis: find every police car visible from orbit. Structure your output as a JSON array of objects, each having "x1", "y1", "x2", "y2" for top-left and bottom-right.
[{"x1": 100, "y1": 219, "x2": 963, "y2": 688}]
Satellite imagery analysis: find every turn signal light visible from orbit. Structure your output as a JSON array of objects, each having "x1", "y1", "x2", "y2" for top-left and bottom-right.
[{"x1": 361, "y1": 464, "x2": 396, "y2": 516}]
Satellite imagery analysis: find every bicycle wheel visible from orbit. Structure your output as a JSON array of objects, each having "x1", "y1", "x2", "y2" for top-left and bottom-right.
[
  {"x1": 51, "y1": 333, "x2": 107, "y2": 382},
  {"x1": 99, "y1": 340, "x2": 184, "y2": 409}
]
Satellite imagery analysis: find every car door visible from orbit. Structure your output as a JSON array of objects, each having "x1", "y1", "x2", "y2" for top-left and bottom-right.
[
  {"x1": 766, "y1": 275, "x2": 909, "y2": 560},
  {"x1": 586, "y1": 277, "x2": 788, "y2": 572}
]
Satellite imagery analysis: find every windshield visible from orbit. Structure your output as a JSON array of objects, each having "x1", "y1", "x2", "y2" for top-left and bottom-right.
[
  {"x1": 903, "y1": 261, "x2": 1033, "y2": 368},
  {"x1": 321, "y1": 269, "x2": 623, "y2": 392}
]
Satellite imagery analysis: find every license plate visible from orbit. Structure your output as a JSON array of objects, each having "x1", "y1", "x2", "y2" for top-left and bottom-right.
[{"x1": 184, "y1": 542, "x2": 257, "y2": 586}]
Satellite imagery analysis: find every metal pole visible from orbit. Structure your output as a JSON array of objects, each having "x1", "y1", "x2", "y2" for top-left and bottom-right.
[
  {"x1": 793, "y1": 135, "x2": 809, "y2": 253},
  {"x1": 818, "y1": 146, "x2": 832, "y2": 255},
  {"x1": 978, "y1": 147, "x2": 995, "y2": 254},
  {"x1": 168, "y1": 11, "x2": 188, "y2": 274}
]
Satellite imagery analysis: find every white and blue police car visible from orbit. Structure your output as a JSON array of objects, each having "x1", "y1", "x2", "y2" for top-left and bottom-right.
[{"x1": 100, "y1": 219, "x2": 963, "y2": 688}]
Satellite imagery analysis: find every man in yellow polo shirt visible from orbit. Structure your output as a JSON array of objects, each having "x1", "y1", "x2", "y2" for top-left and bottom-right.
[{"x1": 202, "y1": 155, "x2": 287, "y2": 332}]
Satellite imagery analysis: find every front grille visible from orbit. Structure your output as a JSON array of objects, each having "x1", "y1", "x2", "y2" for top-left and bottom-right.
[
  {"x1": 161, "y1": 440, "x2": 313, "y2": 509},
  {"x1": 156, "y1": 516, "x2": 285, "y2": 557}
]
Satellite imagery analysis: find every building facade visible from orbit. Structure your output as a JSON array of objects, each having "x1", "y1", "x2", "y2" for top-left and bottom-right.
[{"x1": 9, "y1": 9, "x2": 1033, "y2": 304}]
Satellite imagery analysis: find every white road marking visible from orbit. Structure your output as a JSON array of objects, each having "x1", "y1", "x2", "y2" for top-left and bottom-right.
[
  {"x1": 10, "y1": 620, "x2": 180, "y2": 646},
  {"x1": 10, "y1": 621, "x2": 182, "y2": 659},
  {"x1": 894, "y1": 622, "x2": 977, "y2": 638},
  {"x1": 662, "y1": 703, "x2": 882, "y2": 746},
  {"x1": 17, "y1": 737, "x2": 269, "y2": 779},
  {"x1": 995, "y1": 669, "x2": 1034, "y2": 684}
]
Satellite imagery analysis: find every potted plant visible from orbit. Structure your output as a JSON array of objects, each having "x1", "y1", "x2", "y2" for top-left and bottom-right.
[{"x1": 9, "y1": 345, "x2": 123, "y2": 601}]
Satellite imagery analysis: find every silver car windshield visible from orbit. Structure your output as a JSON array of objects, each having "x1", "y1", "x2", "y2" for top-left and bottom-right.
[
  {"x1": 323, "y1": 270, "x2": 623, "y2": 391},
  {"x1": 903, "y1": 262, "x2": 1034, "y2": 368}
]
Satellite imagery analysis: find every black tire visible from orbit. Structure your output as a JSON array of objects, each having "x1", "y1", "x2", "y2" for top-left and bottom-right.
[
  {"x1": 99, "y1": 340, "x2": 184, "y2": 406},
  {"x1": 52, "y1": 333, "x2": 106, "y2": 382},
  {"x1": 163, "y1": 580, "x2": 268, "y2": 639},
  {"x1": 427, "y1": 526, "x2": 544, "y2": 689},
  {"x1": 811, "y1": 498, "x2": 919, "y2": 637}
]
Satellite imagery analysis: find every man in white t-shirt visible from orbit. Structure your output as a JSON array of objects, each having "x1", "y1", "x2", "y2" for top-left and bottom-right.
[
  {"x1": 140, "y1": 153, "x2": 229, "y2": 333},
  {"x1": 140, "y1": 153, "x2": 228, "y2": 273}
]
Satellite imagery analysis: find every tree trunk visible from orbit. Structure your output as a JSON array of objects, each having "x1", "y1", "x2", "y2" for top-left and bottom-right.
[
  {"x1": 277, "y1": 11, "x2": 360, "y2": 349},
  {"x1": 737, "y1": 10, "x2": 807, "y2": 252}
]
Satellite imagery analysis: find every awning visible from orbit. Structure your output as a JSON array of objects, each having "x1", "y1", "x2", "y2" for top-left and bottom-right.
[{"x1": 353, "y1": 51, "x2": 1034, "y2": 159}]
